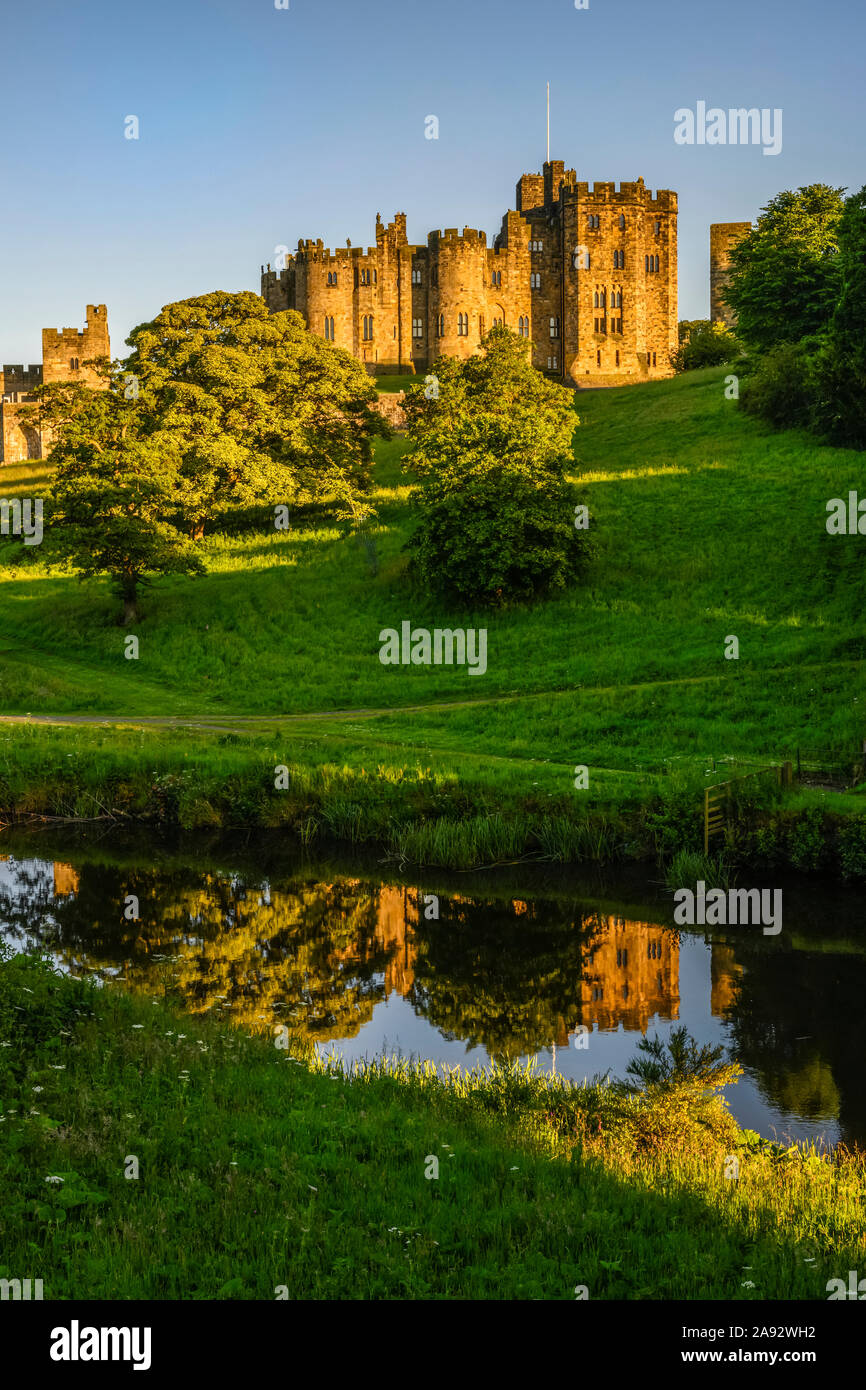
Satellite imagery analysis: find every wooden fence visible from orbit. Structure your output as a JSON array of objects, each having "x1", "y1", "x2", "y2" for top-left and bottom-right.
[{"x1": 703, "y1": 761, "x2": 793, "y2": 854}]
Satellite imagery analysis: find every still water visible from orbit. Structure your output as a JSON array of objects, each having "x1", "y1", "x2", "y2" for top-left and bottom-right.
[{"x1": 1, "y1": 831, "x2": 863, "y2": 1148}]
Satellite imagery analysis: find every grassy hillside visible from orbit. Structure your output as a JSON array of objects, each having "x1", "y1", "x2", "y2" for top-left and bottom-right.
[{"x1": 1, "y1": 367, "x2": 864, "y2": 856}]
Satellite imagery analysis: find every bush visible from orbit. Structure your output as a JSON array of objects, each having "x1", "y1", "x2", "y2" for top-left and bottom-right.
[
  {"x1": 838, "y1": 816, "x2": 866, "y2": 879},
  {"x1": 674, "y1": 320, "x2": 741, "y2": 371},
  {"x1": 739, "y1": 340, "x2": 819, "y2": 429}
]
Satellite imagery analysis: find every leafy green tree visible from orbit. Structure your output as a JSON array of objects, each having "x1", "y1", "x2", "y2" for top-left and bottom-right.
[
  {"x1": 402, "y1": 327, "x2": 589, "y2": 606},
  {"x1": 724, "y1": 185, "x2": 845, "y2": 350},
  {"x1": 125, "y1": 292, "x2": 382, "y2": 538},
  {"x1": 813, "y1": 185, "x2": 866, "y2": 446},
  {"x1": 34, "y1": 369, "x2": 204, "y2": 623}
]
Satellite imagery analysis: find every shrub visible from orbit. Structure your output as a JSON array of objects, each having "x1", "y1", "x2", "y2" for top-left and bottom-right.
[
  {"x1": 674, "y1": 320, "x2": 741, "y2": 371},
  {"x1": 739, "y1": 339, "x2": 819, "y2": 429}
]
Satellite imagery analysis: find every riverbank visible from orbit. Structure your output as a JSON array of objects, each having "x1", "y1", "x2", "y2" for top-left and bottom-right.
[
  {"x1": 1, "y1": 718, "x2": 865, "y2": 875},
  {"x1": 2, "y1": 945, "x2": 863, "y2": 1300}
]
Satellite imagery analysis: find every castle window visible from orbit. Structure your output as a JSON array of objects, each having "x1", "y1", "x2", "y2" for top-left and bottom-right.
[
  {"x1": 412, "y1": 318, "x2": 423, "y2": 339},
  {"x1": 479, "y1": 315, "x2": 485, "y2": 335},
  {"x1": 324, "y1": 316, "x2": 335, "y2": 340},
  {"x1": 600, "y1": 290, "x2": 606, "y2": 308},
  {"x1": 530, "y1": 272, "x2": 541, "y2": 289},
  {"x1": 547, "y1": 355, "x2": 558, "y2": 370},
  {"x1": 491, "y1": 270, "x2": 502, "y2": 287},
  {"x1": 518, "y1": 315, "x2": 530, "y2": 338},
  {"x1": 373, "y1": 268, "x2": 377, "y2": 284},
  {"x1": 587, "y1": 213, "x2": 600, "y2": 229},
  {"x1": 529, "y1": 239, "x2": 543, "y2": 252},
  {"x1": 362, "y1": 315, "x2": 374, "y2": 340},
  {"x1": 601, "y1": 319, "x2": 607, "y2": 334},
  {"x1": 594, "y1": 318, "x2": 599, "y2": 332},
  {"x1": 457, "y1": 312, "x2": 469, "y2": 336},
  {"x1": 593, "y1": 291, "x2": 599, "y2": 308},
  {"x1": 615, "y1": 349, "x2": 620, "y2": 366},
  {"x1": 549, "y1": 316, "x2": 559, "y2": 339},
  {"x1": 618, "y1": 214, "x2": 625, "y2": 229},
  {"x1": 652, "y1": 352, "x2": 657, "y2": 366},
  {"x1": 655, "y1": 255, "x2": 660, "y2": 273},
  {"x1": 70, "y1": 357, "x2": 79, "y2": 370},
  {"x1": 654, "y1": 220, "x2": 661, "y2": 235},
  {"x1": 613, "y1": 249, "x2": 624, "y2": 269},
  {"x1": 411, "y1": 269, "x2": 422, "y2": 285},
  {"x1": 438, "y1": 313, "x2": 445, "y2": 337},
  {"x1": 615, "y1": 290, "x2": 622, "y2": 308}
]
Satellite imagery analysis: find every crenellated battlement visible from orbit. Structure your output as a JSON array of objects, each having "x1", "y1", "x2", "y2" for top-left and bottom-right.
[
  {"x1": 259, "y1": 160, "x2": 678, "y2": 385},
  {"x1": 2, "y1": 306, "x2": 110, "y2": 464}
]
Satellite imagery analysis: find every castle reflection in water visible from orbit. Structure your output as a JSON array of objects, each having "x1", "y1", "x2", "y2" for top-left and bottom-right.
[{"x1": 35, "y1": 863, "x2": 744, "y2": 1049}]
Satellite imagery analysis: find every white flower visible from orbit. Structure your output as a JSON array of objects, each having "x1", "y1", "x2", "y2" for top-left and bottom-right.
[
  {"x1": 741, "y1": 1280, "x2": 756, "y2": 1288},
  {"x1": 131, "y1": 1025, "x2": 144, "y2": 1030},
  {"x1": 45, "y1": 1175, "x2": 64, "y2": 1185},
  {"x1": 32, "y1": 1086, "x2": 43, "y2": 1093}
]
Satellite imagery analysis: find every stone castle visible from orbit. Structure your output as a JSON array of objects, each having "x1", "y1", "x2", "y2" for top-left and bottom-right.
[
  {"x1": 261, "y1": 159, "x2": 679, "y2": 387},
  {"x1": 0, "y1": 305, "x2": 110, "y2": 463}
]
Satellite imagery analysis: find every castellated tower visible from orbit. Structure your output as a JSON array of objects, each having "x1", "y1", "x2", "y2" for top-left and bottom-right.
[
  {"x1": 261, "y1": 160, "x2": 678, "y2": 386},
  {"x1": 41, "y1": 304, "x2": 110, "y2": 388},
  {"x1": 1, "y1": 305, "x2": 110, "y2": 464},
  {"x1": 710, "y1": 223, "x2": 751, "y2": 327}
]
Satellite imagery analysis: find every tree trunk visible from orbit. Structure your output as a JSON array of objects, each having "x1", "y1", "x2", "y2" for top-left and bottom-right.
[{"x1": 119, "y1": 575, "x2": 139, "y2": 626}]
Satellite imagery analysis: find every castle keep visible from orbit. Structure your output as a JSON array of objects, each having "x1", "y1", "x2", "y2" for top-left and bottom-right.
[
  {"x1": 261, "y1": 160, "x2": 678, "y2": 386},
  {"x1": 0, "y1": 305, "x2": 110, "y2": 463}
]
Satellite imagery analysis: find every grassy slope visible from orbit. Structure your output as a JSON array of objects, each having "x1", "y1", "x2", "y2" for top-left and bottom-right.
[
  {"x1": 1, "y1": 368, "x2": 864, "y2": 826},
  {"x1": 2, "y1": 951, "x2": 863, "y2": 1301}
]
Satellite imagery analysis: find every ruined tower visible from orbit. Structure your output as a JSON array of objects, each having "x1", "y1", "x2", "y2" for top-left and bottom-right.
[{"x1": 710, "y1": 223, "x2": 751, "y2": 326}]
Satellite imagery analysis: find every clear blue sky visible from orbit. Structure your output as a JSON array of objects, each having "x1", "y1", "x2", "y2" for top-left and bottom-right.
[{"x1": 0, "y1": 0, "x2": 861, "y2": 363}]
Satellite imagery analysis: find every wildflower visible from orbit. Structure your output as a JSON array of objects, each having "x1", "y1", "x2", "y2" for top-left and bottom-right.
[
  {"x1": 45, "y1": 1175, "x2": 64, "y2": 1185},
  {"x1": 131, "y1": 1025, "x2": 144, "y2": 1030},
  {"x1": 32, "y1": 1086, "x2": 43, "y2": 1093},
  {"x1": 741, "y1": 1280, "x2": 756, "y2": 1288}
]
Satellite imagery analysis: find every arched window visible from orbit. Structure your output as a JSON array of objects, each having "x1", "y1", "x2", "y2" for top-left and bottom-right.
[
  {"x1": 618, "y1": 213, "x2": 625, "y2": 229},
  {"x1": 373, "y1": 268, "x2": 377, "y2": 284},
  {"x1": 438, "y1": 313, "x2": 445, "y2": 337},
  {"x1": 549, "y1": 316, "x2": 560, "y2": 339},
  {"x1": 593, "y1": 290, "x2": 599, "y2": 308},
  {"x1": 655, "y1": 255, "x2": 660, "y2": 273},
  {"x1": 600, "y1": 290, "x2": 606, "y2": 308},
  {"x1": 457, "y1": 312, "x2": 468, "y2": 336},
  {"x1": 530, "y1": 272, "x2": 541, "y2": 289}
]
